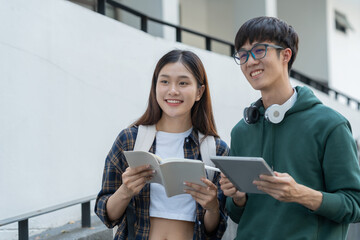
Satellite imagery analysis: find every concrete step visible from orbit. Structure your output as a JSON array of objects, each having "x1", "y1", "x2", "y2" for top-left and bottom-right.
[{"x1": 29, "y1": 216, "x2": 112, "y2": 240}]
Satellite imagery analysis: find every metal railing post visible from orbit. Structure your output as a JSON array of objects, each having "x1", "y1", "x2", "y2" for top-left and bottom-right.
[
  {"x1": 97, "y1": 0, "x2": 106, "y2": 15},
  {"x1": 230, "y1": 45, "x2": 235, "y2": 57},
  {"x1": 205, "y1": 37, "x2": 211, "y2": 51},
  {"x1": 141, "y1": 16, "x2": 148, "y2": 32},
  {"x1": 347, "y1": 97, "x2": 351, "y2": 106},
  {"x1": 18, "y1": 219, "x2": 29, "y2": 240},
  {"x1": 176, "y1": 27, "x2": 181, "y2": 42},
  {"x1": 81, "y1": 202, "x2": 91, "y2": 228}
]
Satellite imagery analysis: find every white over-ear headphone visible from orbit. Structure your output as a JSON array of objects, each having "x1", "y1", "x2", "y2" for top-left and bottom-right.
[{"x1": 264, "y1": 89, "x2": 297, "y2": 124}]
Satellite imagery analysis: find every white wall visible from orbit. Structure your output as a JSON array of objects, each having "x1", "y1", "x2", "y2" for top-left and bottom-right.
[
  {"x1": 278, "y1": 0, "x2": 329, "y2": 83},
  {"x1": 0, "y1": 0, "x2": 359, "y2": 239},
  {"x1": 162, "y1": 0, "x2": 180, "y2": 41},
  {"x1": 265, "y1": 0, "x2": 277, "y2": 17},
  {"x1": 328, "y1": 0, "x2": 360, "y2": 103}
]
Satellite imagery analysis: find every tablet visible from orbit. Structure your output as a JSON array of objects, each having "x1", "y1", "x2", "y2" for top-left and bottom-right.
[{"x1": 210, "y1": 156, "x2": 274, "y2": 194}]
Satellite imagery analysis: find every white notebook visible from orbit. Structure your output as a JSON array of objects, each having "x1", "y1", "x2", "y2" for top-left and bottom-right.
[{"x1": 124, "y1": 150, "x2": 207, "y2": 197}]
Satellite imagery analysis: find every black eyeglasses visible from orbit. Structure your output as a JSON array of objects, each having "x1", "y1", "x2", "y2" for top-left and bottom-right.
[{"x1": 233, "y1": 43, "x2": 284, "y2": 65}]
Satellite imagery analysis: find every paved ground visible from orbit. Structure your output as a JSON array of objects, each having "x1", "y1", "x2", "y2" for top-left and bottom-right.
[{"x1": 29, "y1": 216, "x2": 112, "y2": 240}]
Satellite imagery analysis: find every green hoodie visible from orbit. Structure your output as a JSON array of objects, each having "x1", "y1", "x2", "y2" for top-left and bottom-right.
[{"x1": 227, "y1": 86, "x2": 360, "y2": 240}]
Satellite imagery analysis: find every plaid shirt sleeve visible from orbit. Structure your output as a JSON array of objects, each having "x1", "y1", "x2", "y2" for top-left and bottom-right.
[{"x1": 94, "y1": 127, "x2": 137, "y2": 228}]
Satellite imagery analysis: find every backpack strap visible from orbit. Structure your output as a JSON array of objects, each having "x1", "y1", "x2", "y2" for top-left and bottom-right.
[
  {"x1": 134, "y1": 125, "x2": 157, "y2": 151},
  {"x1": 198, "y1": 132, "x2": 217, "y2": 181}
]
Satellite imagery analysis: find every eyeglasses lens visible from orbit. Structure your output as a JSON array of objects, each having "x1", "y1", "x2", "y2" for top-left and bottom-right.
[
  {"x1": 235, "y1": 44, "x2": 268, "y2": 65},
  {"x1": 236, "y1": 51, "x2": 248, "y2": 65},
  {"x1": 252, "y1": 45, "x2": 267, "y2": 60}
]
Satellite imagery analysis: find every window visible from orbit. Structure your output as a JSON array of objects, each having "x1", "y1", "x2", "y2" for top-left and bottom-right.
[{"x1": 335, "y1": 10, "x2": 353, "y2": 34}]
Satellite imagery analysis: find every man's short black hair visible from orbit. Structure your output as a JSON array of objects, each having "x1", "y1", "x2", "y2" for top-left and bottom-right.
[{"x1": 235, "y1": 16, "x2": 299, "y2": 72}]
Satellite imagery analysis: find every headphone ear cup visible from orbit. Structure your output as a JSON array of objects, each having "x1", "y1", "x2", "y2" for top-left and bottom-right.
[
  {"x1": 265, "y1": 88, "x2": 297, "y2": 124},
  {"x1": 244, "y1": 106, "x2": 260, "y2": 124},
  {"x1": 265, "y1": 104, "x2": 285, "y2": 124},
  {"x1": 243, "y1": 107, "x2": 250, "y2": 124}
]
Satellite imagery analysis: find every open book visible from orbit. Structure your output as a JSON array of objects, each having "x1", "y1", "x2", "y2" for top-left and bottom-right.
[{"x1": 123, "y1": 150, "x2": 218, "y2": 197}]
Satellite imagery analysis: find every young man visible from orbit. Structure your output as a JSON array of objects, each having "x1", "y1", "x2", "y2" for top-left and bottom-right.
[{"x1": 220, "y1": 16, "x2": 360, "y2": 239}]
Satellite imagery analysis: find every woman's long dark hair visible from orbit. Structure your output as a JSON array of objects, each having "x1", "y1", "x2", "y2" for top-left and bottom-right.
[{"x1": 132, "y1": 49, "x2": 219, "y2": 138}]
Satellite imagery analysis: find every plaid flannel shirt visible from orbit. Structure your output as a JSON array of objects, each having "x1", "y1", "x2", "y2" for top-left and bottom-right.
[{"x1": 95, "y1": 126, "x2": 229, "y2": 240}]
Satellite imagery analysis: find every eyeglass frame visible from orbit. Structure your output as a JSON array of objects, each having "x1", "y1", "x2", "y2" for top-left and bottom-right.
[{"x1": 233, "y1": 43, "x2": 284, "y2": 65}]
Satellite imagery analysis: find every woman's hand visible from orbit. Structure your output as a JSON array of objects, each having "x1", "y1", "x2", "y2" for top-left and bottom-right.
[
  {"x1": 184, "y1": 178, "x2": 220, "y2": 233},
  {"x1": 106, "y1": 165, "x2": 154, "y2": 221},
  {"x1": 184, "y1": 178, "x2": 219, "y2": 213},
  {"x1": 120, "y1": 165, "x2": 154, "y2": 198}
]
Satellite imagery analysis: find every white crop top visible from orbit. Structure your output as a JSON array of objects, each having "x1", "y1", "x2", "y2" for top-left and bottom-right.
[{"x1": 149, "y1": 128, "x2": 196, "y2": 222}]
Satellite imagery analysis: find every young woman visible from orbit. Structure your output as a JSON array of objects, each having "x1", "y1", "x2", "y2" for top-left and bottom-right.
[{"x1": 95, "y1": 50, "x2": 229, "y2": 240}]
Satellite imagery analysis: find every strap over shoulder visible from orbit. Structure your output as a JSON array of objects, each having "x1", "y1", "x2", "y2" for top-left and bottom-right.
[
  {"x1": 198, "y1": 132, "x2": 217, "y2": 181},
  {"x1": 134, "y1": 125, "x2": 157, "y2": 151}
]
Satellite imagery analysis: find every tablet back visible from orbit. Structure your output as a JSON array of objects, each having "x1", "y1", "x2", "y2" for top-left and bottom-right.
[{"x1": 211, "y1": 156, "x2": 274, "y2": 194}]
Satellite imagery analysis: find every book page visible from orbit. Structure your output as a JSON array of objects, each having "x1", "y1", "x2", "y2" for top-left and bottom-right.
[
  {"x1": 160, "y1": 158, "x2": 196, "y2": 163},
  {"x1": 123, "y1": 151, "x2": 163, "y2": 184},
  {"x1": 159, "y1": 159, "x2": 206, "y2": 197}
]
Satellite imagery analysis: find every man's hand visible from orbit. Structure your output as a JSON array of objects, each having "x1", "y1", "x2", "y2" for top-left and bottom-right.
[
  {"x1": 219, "y1": 173, "x2": 247, "y2": 207},
  {"x1": 253, "y1": 171, "x2": 323, "y2": 211}
]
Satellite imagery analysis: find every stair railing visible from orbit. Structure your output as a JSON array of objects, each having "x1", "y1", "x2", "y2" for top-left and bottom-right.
[
  {"x1": 0, "y1": 195, "x2": 96, "y2": 240},
  {"x1": 95, "y1": 0, "x2": 360, "y2": 110}
]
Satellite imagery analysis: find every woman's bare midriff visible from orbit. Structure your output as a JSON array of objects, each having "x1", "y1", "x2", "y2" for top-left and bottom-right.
[{"x1": 149, "y1": 217, "x2": 194, "y2": 240}]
